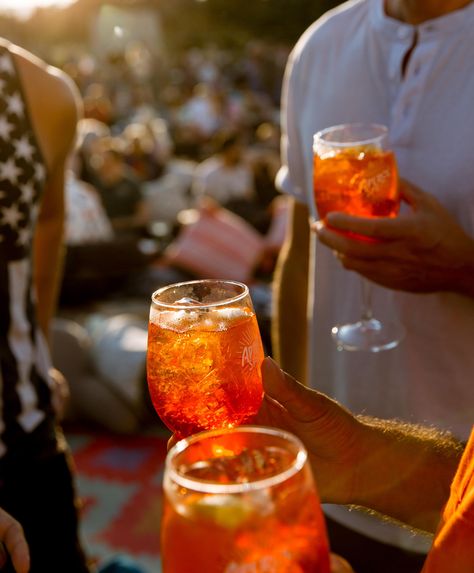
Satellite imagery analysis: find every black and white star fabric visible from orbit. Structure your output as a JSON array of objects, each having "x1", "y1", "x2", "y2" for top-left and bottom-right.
[
  {"x1": 0, "y1": 41, "x2": 52, "y2": 458},
  {"x1": 0, "y1": 45, "x2": 45, "y2": 261}
]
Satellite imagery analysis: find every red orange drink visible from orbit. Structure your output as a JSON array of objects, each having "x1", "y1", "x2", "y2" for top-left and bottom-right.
[
  {"x1": 147, "y1": 280, "x2": 264, "y2": 439},
  {"x1": 161, "y1": 427, "x2": 331, "y2": 573},
  {"x1": 313, "y1": 146, "x2": 399, "y2": 220},
  {"x1": 312, "y1": 123, "x2": 405, "y2": 352}
]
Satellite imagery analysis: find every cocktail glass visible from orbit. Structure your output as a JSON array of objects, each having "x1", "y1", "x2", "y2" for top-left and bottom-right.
[
  {"x1": 161, "y1": 425, "x2": 331, "y2": 573},
  {"x1": 147, "y1": 279, "x2": 264, "y2": 439},
  {"x1": 313, "y1": 123, "x2": 405, "y2": 351}
]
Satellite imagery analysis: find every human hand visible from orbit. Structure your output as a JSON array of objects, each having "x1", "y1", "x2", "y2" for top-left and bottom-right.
[
  {"x1": 167, "y1": 433, "x2": 178, "y2": 451},
  {"x1": 0, "y1": 508, "x2": 29, "y2": 573},
  {"x1": 313, "y1": 179, "x2": 474, "y2": 297},
  {"x1": 253, "y1": 357, "x2": 365, "y2": 505},
  {"x1": 49, "y1": 367, "x2": 70, "y2": 421},
  {"x1": 330, "y1": 554, "x2": 355, "y2": 573}
]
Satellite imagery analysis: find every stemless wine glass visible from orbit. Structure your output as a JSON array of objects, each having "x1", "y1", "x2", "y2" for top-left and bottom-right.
[
  {"x1": 313, "y1": 123, "x2": 405, "y2": 352},
  {"x1": 161, "y1": 426, "x2": 331, "y2": 573},
  {"x1": 147, "y1": 279, "x2": 264, "y2": 439}
]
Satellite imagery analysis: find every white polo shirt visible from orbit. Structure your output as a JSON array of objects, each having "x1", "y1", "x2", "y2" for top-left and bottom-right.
[{"x1": 277, "y1": 0, "x2": 474, "y2": 551}]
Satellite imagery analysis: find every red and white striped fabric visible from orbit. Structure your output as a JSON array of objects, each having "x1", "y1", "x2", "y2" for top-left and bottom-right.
[
  {"x1": 264, "y1": 195, "x2": 290, "y2": 253},
  {"x1": 165, "y1": 206, "x2": 265, "y2": 283}
]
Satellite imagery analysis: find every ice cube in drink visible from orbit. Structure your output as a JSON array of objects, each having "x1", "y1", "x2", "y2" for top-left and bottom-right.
[
  {"x1": 147, "y1": 305, "x2": 264, "y2": 438},
  {"x1": 162, "y1": 440, "x2": 330, "y2": 573}
]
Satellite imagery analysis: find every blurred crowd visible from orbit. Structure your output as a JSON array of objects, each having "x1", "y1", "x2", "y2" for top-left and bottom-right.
[{"x1": 59, "y1": 41, "x2": 290, "y2": 306}]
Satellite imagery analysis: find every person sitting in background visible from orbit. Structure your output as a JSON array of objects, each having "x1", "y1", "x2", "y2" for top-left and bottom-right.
[
  {"x1": 256, "y1": 357, "x2": 473, "y2": 573},
  {"x1": 75, "y1": 117, "x2": 110, "y2": 186},
  {"x1": 192, "y1": 130, "x2": 255, "y2": 205},
  {"x1": 121, "y1": 121, "x2": 166, "y2": 183},
  {"x1": 60, "y1": 144, "x2": 160, "y2": 306},
  {"x1": 82, "y1": 81, "x2": 115, "y2": 126},
  {"x1": 65, "y1": 154, "x2": 114, "y2": 247},
  {"x1": 92, "y1": 137, "x2": 149, "y2": 238},
  {"x1": 177, "y1": 82, "x2": 223, "y2": 146},
  {"x1": 192, "y1": 130, "x2": 258, "y2": 225}
]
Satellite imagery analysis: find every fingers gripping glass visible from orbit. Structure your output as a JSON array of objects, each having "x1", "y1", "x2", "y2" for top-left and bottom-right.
[{"x1": 313, "y1": 123, "x2": 405, "y2": 352}]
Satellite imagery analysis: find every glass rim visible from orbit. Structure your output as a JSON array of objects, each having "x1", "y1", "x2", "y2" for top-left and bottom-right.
[
  {"x1": 151, "y1": 279, "x2": 249, "y2": 310},
  {"x1": 165, "y1": 425, "x2": 308, "y2": 494},
  {"x1": 313, "y1": 122, "x2": 388, "y2": 149}
]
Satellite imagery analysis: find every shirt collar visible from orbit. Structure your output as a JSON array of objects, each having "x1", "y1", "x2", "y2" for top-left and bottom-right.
[{"x1": 370, "y1": 0, "x2": 474, "y2": 41}]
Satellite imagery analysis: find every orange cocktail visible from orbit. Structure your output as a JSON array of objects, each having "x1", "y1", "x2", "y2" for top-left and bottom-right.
[
  {"x1": 161, "y1": 426, "x2": 330, "y2": 573},
  {"x1": 313, "y1": 147, "x2": 399, "y2": 220},
  {"x1": 147, "y1": 280, "x2": 264, "y2": 439},
  {"x1": 312, "y1": 122, "x2": 404, "y2": 352}
]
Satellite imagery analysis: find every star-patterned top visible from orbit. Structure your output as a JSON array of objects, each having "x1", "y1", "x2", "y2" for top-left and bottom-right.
[
  {"x1": 0, "y1": 41, "x2": 55, "y2": 460},
  {"x1": 0, "y1": 44, "x2": 46, "y2": 262}
]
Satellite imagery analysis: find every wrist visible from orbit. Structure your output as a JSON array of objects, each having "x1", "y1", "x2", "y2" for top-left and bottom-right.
[
  {"x1": 348, "y1": 417, "x2": 461, "y2": 531},
  {"x1": 456, "y1": 260, "x2": 474, "y2": 298},
  {"x1": 446, "y1": 235, "x2": 474, "y2": 298},
  {"x1": 321, "y1": 415, "x2": 375, "y2": 506},
  {"x1": 349, "y1": 418, "x2": 387, "y2": 509}
]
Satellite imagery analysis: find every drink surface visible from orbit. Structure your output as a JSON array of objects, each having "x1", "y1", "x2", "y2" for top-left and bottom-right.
[
  {"x1": 162, "y1": 444, "x2": 330, "y2": 573},
  {"x1": 147, "y1": 306, "x2": 264, "y2": 438},
  {"x1": 313, "y1": 148, "x2": 399, "y2": 219}
]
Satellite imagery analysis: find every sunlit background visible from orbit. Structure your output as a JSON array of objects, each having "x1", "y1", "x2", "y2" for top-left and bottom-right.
[
  {"x1": 0, "y1": 0, "x2": 74, "y2": 18},
  {"x1": 0, "y1": 0, "x2": 344, "y2": 572}
]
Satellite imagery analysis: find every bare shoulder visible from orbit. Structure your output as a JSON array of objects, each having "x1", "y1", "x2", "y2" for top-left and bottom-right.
[
  {"x1": 9, "y1": 42, "x2": 82, "y2": 168},
  {"x1": 11, "y1": 42, "x2": 79, "y2": 108}
]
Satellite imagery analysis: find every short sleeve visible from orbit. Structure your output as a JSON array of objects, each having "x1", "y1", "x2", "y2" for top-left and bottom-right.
[{"x1": 275, "y1": 46, "x2": 310, "y2": 206}]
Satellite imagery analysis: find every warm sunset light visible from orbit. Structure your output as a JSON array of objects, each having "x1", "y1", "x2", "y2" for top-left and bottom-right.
[{"x1": 0, "y1": 0, "x2": 75, "y2": 18}]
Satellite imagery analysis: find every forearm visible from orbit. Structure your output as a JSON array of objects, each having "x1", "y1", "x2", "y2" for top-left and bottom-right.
[
  {"x1": 17, "y1": 49, "x2": 80, "y2": 342},
  {"x1": 33, "y1": 216, "x2": 65, "y2": 339},
  {"x1": 271, "y1": 199, "x2": 310, "y2": 384},
  {"x1": 351, "y1": 417, "x2": 463, "y2": 533},
  {"x1": 442, "y1": 237, "x2": 474, "y2": 298}
]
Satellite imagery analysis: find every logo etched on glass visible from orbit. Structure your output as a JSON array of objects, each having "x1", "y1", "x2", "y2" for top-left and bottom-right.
[{"x1": 240, "y1": 333, "x2": 262, "y2": 370}]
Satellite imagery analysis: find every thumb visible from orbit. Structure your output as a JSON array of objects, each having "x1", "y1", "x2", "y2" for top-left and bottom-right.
[
  {"x1": 399, "y1": 178, "x2": 427, "y2": 208},
  {"x1": 0, "y1": 510, "x2": 30, "y2": 573},
  {"x1": 261, "y1": 357, "x2": 327, "y2": 423},
  {"x1": 330, "y1": 553, "x2": 355, "y2": 573}
]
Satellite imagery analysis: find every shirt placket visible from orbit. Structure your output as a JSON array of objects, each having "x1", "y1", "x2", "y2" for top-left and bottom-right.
[{"x1": 389, "y1": 27, "x2": 439, "y2": 147}]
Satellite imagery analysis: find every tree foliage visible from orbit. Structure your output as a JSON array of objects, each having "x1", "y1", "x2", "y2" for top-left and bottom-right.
[{"x1": 0, "y1": 0, "x2": 344, "y2": 58}]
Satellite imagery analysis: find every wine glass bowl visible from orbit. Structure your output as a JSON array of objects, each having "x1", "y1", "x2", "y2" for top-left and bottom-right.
[
  {"x1": 313, "y1": 123, "x2": 399, "y2": 220},
  {"x1": 313, "y1": 123, "x2": 405, "y2": 352},
  {"x1": 161, "y1": 426, "x2": 331, "y2": 573},
  {"x1": 147, "y1": 279, "x2": 264, "y2": 439}
]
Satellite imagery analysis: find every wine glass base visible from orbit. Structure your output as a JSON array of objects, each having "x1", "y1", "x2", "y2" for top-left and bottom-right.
[{"x1": 332, "y1": 318, "x2": 404, "y2": 352}]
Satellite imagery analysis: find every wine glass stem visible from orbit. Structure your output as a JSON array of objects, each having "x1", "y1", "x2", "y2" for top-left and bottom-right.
[{"x1": 361, "y1": 278, "x2": 373, "y2": 321}]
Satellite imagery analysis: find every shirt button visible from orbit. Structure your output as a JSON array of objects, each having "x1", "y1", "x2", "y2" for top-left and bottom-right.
[{"x1": 397, "y1": 27, "x2": 411, "y2": 40}]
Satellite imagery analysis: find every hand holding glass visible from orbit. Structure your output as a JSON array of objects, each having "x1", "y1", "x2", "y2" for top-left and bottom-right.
[
  {"x1": 147, "y1": 279, "x2": 264, "y2": 439},
  {"x1": 161, "y1": 426, "x2": 331, "y2": 572},
  {"x1": 313, "y1": 123, "x2": 405, "y2": 351}
]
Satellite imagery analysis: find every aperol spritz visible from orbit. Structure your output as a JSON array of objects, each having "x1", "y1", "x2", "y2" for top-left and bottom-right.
[
  {"x1": 161, "y1": 426, "x2": 330, "y2": 573},
  {"x1": 313, "y1": 123, "x2": 404, "y2": 352},
  {"x1": 313, "y1": 146, "x2": 398, "y2": 220},
  {"x1": 147, "y1": 280, "x2": 264, "y2": 438}
]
